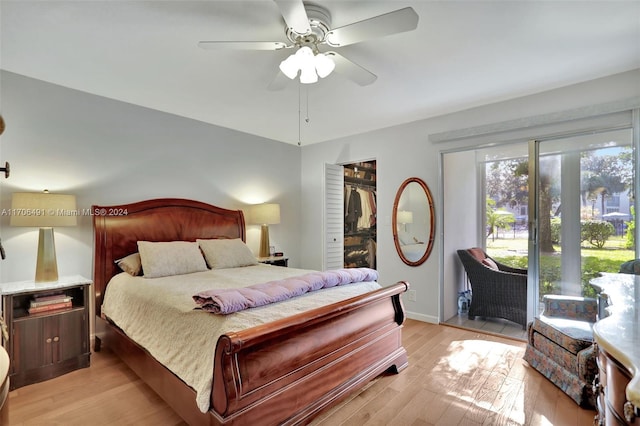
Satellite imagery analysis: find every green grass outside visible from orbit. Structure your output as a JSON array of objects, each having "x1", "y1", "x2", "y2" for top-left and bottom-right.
[{"x1": 485, "y1": 236, "x2": 634, "y2": 298}]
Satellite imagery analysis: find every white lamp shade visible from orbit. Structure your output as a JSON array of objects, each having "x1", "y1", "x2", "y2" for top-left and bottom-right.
[
  {"x1": 279, "y1": 54, "x2": 300, "y2": 79},
  {"x1": 397, "y1": 210, "x2": 413, "y2": 224},
  {"x1": 299, "y1": 66, "x2": 318, "y2": 84},
  {"x1": 10, "y1": 192, "x2": 77, "y2": 227},
  {"x1": 279, "y1": 46, "x2": 334, "y2": 83},
  {"x1": 250, "y1": 203, "x2": 281, "y2": 225},
  {"x1": 315, "y1": 53, "x2": 335, "y2": 78}
]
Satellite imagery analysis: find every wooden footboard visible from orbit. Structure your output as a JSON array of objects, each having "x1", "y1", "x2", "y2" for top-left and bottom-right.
[
  {"x1": 212, "y1": 281, "x2": 408, "y2": 425},
  {"x1": 96, "y1": 281, "x2": 408, "y2": 426}
]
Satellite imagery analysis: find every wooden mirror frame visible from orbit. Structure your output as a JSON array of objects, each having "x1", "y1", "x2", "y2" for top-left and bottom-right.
[{"x1": 392, "y1": 177, "x2": 435, "y2": 266}]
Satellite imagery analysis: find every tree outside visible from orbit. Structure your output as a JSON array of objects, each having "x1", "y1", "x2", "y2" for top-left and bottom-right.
[
  {"x1": 483, "y1": 146, "x2": 634, "y2": 298},
  {"x1": 486, "y1": 198, "x2": 515, "y2": 241}
]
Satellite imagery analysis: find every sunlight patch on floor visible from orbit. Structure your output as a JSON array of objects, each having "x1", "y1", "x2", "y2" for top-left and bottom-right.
[{"x1": 433, "y1": 339, "x2": 527, "y2": 425}]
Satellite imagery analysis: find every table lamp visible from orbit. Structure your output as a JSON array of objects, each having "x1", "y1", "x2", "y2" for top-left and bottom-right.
[
  {"x1": 250, "y1": 203, "x2": 280, "y2": 258},
  {"x1": 397, "y1": 210, "x2": 413, "y2": 232},
  {"x1": 10, "y1": 191, "x2": 77, "y2": 282}
]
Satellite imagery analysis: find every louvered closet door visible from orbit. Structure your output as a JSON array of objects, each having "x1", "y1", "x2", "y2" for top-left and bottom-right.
[{"x1": 324, "y1": 163, "x2": 344, "y2": 270}]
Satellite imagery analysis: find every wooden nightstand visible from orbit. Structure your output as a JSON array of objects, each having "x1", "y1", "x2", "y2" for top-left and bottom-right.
[
  {"x1": 257, "y1": 256, "x2": 289, "y2": 267},
  {"x1": 0, "y1": 275, "x2": 91, "y2": 390}
]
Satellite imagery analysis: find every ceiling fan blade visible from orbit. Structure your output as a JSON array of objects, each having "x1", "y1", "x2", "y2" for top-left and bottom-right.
[
  {"x1": 325, "y1": 7, "x2": 418, "y2": 47},
  {"x1": 326, "y1": 52, "x2": 377, "y2": 86},
  {"x1": 267, "y1": 70, "x2": 290, "y2": 91},
  {"x1": 274, "y1": 0, "x2": 311, "y2": 35},
  {"x1": 198, "y1": 41, "x2": 288, "y2": 50}
]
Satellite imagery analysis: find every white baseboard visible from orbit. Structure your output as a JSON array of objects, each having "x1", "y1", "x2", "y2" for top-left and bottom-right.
[{"x1": 405, "y1": 311, "x2": 439, "y2": 324}]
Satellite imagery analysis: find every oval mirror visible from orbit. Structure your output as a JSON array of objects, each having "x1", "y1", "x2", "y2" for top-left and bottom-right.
[{"x1": 392, "y1": 177, "x2": 435, "y2": 266}]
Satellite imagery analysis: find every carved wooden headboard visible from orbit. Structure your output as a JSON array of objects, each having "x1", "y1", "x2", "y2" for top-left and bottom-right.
[{"x1": 92, "y1": 198, "x2": 245, "y2": 316}]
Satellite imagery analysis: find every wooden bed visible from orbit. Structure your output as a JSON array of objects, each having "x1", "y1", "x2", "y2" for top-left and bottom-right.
[{"x1": 93, "y1": 198, "x2": 409, "y2": 425}]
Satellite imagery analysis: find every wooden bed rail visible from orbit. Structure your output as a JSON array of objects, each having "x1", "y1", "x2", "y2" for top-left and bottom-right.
[
  {"x1": 212, "y1": 281, "x2": 409, "y2": 425},
  {"x1": 223, "y1": 281, "x2": 408, "y2": 350}
]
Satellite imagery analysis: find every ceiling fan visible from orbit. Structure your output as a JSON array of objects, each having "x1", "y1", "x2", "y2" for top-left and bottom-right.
[{"x1": 198, "y1": 1, "x2": 419, "y2": 88}]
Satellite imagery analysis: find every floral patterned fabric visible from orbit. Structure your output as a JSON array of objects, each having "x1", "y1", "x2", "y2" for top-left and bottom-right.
[
  {"x1": 524, "y1": 341, "x2": 596, "y2": 407},
  {"x1": 531, "y1": 327, "x2": 580, "y2": 374},
  {"x1": 543, "y1": 295, "x2": 598, "y2": 322},
  {"x1": 577, "y1": 344, "x2": 597, "y2": 384},
  {"x1": 531, "y1": 315, "x2": 593, "y2": 354},
  {"x1": 523, "y1": 295, "x2": 598, "y2": 408}
]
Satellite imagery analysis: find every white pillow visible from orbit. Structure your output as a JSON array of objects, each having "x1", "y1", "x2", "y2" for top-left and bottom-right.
[
  {"x1": 197, "y1": 238, "x2": 258, "y2": 269},
  {"x1": 137, "y1": 241, "x2": 208, "y2": 278}
]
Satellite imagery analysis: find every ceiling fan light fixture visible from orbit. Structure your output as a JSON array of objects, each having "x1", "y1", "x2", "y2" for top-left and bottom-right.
[
  {"x1": 279, "y1": 54, "x2": 300, "y2": 79},
  {"x1": 280, "y1": 46, "x2": 314, "y2": 80},
  {"x1": 299, "y1": 64, "x2": 318, "y2": 84},
  {"x1": 280, "y1": 46, "x2": 334, "y2": 83},
  {"x1": 314, "y1": 53, "x2": 335, "y2": 78},
  {"x1": 296, "y1": 45, "x2": 314, "y2": 60}
]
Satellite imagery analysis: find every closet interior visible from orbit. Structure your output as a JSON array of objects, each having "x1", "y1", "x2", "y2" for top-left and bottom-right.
[{"x1": 343, "y1": 160, "x2": 376, "y2": 268}]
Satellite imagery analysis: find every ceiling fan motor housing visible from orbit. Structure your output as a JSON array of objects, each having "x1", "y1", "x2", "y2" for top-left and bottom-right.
[{"x1": 285, "y1": 3, "x2": 331, "y2": 51}]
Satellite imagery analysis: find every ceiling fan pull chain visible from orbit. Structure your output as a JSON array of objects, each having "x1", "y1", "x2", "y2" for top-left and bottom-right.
[
  {"x1": 297, "y1": 84, "x2": 310, "y2": 146},
  {"x1": 298, "y1": 82, "x2": 302, "y2": 146},
  {"x1": 305, "y1": 85, "x2": 310, "y2": 124}
]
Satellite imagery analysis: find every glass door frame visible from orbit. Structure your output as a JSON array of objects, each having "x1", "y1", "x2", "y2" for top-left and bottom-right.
[
  {"x1": 527, "y1": 140, "x2": 540, "y2": 324},
  {"x1": 526, "y1": 123, "x2": 638, "y2": 323}
]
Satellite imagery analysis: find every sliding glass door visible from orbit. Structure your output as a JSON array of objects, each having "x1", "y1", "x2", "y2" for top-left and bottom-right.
[
  {"x1": 443, "y1": 115, "x2": 636, "y2": 334},
  {"x1": 528, "y1": 128, "x2": 634, "y2": 314}
]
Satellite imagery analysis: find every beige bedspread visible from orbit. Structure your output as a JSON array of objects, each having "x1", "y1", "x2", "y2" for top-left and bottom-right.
[{"x1": 101, "y1": 264, "x2": 381, "y2": 413}]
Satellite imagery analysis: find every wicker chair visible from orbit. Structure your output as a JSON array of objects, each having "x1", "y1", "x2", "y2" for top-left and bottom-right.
[{"x1": 456, "y1": 248, "x2": 528, "y2": 329}]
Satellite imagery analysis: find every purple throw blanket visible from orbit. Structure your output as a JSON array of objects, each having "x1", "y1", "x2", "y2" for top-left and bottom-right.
[{"x1": 193, "y1": 268, "x2": 378, "y2": 314}]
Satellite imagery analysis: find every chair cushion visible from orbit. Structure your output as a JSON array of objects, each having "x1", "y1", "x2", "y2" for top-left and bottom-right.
[
  {"x1": 531, "y1": 315, "x2": 593, "y2": 355},
  {"x1": 468, "y1": 247, "x2": 486, "y2": 261},
  {"x1": 482, "y1": 257, "x2": 499, "y2": 270}
]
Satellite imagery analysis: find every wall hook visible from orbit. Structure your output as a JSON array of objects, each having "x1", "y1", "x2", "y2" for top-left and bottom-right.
[{"x1": 0, "y1": 161, "x2": 9, "y2": 179}]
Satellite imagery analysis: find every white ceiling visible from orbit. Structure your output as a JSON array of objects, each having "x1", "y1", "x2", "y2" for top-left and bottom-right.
[{"x1": 1, "y1": 1, "x2": 639, "y2": 146}]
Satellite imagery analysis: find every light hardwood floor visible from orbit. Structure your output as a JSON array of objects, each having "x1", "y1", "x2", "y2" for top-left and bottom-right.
[
  {"x1": 7, "y1": 320, "x2": 595, "y2": 425},
  {"x1": 443, "y1": 313, "x2": 528, "y2": 341}
]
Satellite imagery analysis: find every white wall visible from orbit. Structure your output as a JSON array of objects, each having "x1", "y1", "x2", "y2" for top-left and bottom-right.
[
  {"x1": 442, "y1": 150, "x2": 478, "y2": 321},
  {"x1": 0, "y1": 71, "x2": 302, "y2": 283},
  {"x1": 2, "y1": 68, "x2": 638, "y2": 326},
  {"x1": 300, "y1": 68, "x2": 640, "y2": 324},
  {"x1": 301, "y1": 121, "x2": 442, "y2": 324}
]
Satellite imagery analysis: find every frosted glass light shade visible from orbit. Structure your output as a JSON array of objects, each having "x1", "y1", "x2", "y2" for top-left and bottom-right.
[
  {"x1": 315, "y1": 53, "x2": 335, "y2": 78},
  {"x1": 279, "y1": 46, "x2": 335, "y2": 83},
  {"x1": 300, "y1": 65, "x2": 319, "y2": 84},
  {"x1": 279, "y1": 54, "x2": 300, "y2": 79}
]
